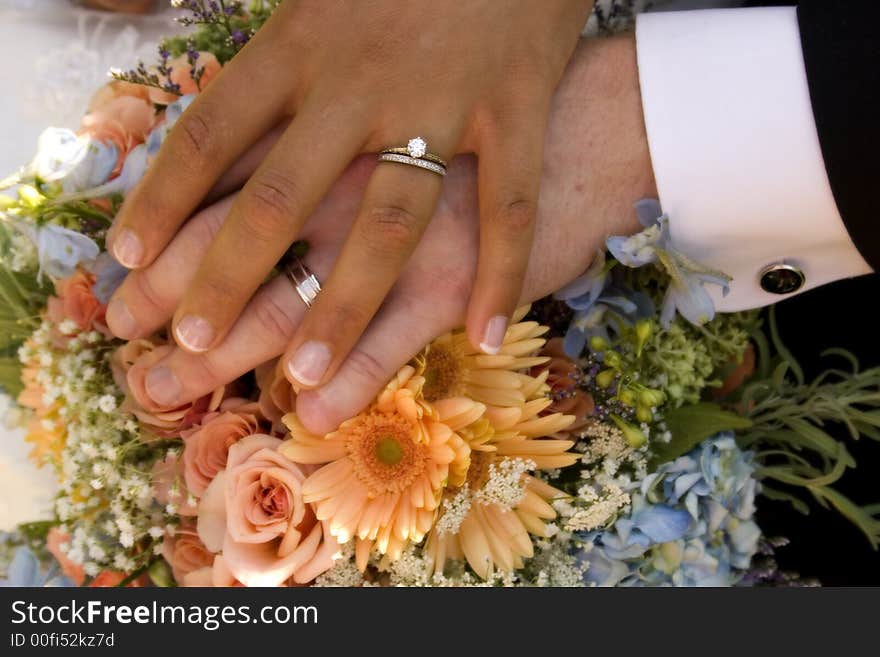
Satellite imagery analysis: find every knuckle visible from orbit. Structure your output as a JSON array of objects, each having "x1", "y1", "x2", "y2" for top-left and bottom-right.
[
  {"x1": 173, "y1": 110, "x2": 216, "y2": 163},
  {"x1": 185, "y1": 353, "x2": 225, "y2": 395},
  {"x1": 492, "y1": 198, "x2": 537, "y2": 239},
  {"x1": 361, "y1": 205, "x2": 422, "y2": 254},
  {"x1": 251, "y1": 290, "x2": 299, "y2": 341},
  {"x1": 240, "y1": 171, "x2": 300, "y2": 238},
  {"x1": 342, "y1": 348, "x2": 387, "y2": 386},
  {"x1": 130, "y1": 271, "x2": 169, "y2": 315},
  {"x1": 322, "y1": 302, "x2": 371, "y2": 335},
  {"x1": 197, "y1": 273, "x2": 240, "y2": 310},
  {"x1": 189, "y1": 204, "x2": 226, "y2": 247}
]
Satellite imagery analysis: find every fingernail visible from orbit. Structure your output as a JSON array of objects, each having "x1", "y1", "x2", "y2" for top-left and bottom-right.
[
  {"x1": 287, "y1": 341, "x2": 332, "y2": 387},
  {"x1": 111, "y1": 229, "x2": 143, "y2": 268},
  {"x1": 145, "y1": 365, "x2": 181, "y2": 408},
  {"x1": 479, "y1": 315, "x2": 508, "y2": 355},
  {"x1": 105, "y1": 298, "x2": 137, "y2": 338},
  {"x1": 175, "y1": 315, "x2": 215, "y2": 352}
]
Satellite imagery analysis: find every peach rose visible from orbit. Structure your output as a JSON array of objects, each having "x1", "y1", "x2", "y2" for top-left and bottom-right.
[
  {"x1": 80, "y1": 85, "x2": 155, "y2": 177},
  {"x1": 532, "y1": 338, "x2": 595, "y2": 438},
  {"x1": 148, "y1": 52, "x2": 222, "y2": 105},
  {"x1": 197, "y1": 434, "x2": 339, "y2": 587},
  {"x1": 255, "y1": 359, "x2": 297, "y2": 430},
  {"x1": 47, "y1": 269, "x2": 110, "y2": 336},
  {"x1": 161, "y1": 521, "x2": 214, "y2": 584},
  {"x1": 181, "y1": 554, "x2": 243, "y2": 587},
  {"x1": 181, "y1": 399, "x2": 264, "y2": 497},
  {"x1": 87, "y1": 79, "x2": 151, "y2": 112},
  {"x1": 113, "y1": 340, "x2": 226, "y2": 436}
]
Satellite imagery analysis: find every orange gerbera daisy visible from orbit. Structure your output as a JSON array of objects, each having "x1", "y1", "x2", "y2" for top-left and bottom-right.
[
  {"x1": 279, "y1": 365, "x2": 478, "y2": 571},
  {"x1": 424, "y1": 397, "x2": 577, "y2": 579},
  {"x1": 417, "y1": 307, "x2": 551, "y2": 407}
]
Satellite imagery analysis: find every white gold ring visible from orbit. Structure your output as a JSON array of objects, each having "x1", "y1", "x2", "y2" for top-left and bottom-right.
[
  {"x1": 377, "y1": 152, "x2": 447, "y2": 177},
  {"x1": 284, "y1": 257, "x2": 321, "y2": 309}
]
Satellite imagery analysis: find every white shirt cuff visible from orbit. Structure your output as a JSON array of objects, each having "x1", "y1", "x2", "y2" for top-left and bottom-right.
[{"x1": 635, "y1": 6, "x2": 872, "y2": 311}]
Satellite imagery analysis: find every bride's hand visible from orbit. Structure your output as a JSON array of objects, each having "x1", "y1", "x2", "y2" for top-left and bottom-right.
[
  {"x1": 105, "y1": 0, "x2": 595, "y2": 390},
  {"x1": 106, "y1": 34, "x2": 655, "y2": 434}
]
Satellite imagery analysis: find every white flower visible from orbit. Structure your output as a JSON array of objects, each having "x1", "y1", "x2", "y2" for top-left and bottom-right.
[
  {"x1": 473, "y1": 458, "x2": 534, "y2": 510},
  {"x1": 97, "y1": 395, "x2": 117, "y2": 413}
]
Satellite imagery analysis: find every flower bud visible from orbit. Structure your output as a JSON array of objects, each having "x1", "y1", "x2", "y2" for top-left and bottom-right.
[
  {"x1": 19, "y1": 185, "x2": 44, "y2": 208},
  {"x1": 595, "y1": 369, "x2": 616, "y2": 389},
  {"x1": 618, "y1": 388, "x2": 636, "y2": 407},
  {"x1": 589, "y1": 335, "x2": 610, "y2": 352},
  {"x1": 638, "y1": 389, "x2": 665, "y2": 407},
  {"x1": 602, "y1": 351, "x2": 622, "y2": 369},
  {"x1": 636, "y1": 404, "x2": 653, "y2": 423},
  {"x1": 610, "y1": 414, "x2": 647, "y2": 448},
  {"x1": 635, "y1": 319, "x2": 653, "y2": 356},
  {"x1": 148, "y1": 559, "x2": 175, "y2": 587}
]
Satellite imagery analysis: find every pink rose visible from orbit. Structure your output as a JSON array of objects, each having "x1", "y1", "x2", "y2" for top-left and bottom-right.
[
  {"x1": 47, "y1": 269, "x2": 110, "y2": 337},
  {"x1": 255, "y1": 358, "x2": 297, "y2": 430},
  {"x1": 113, "y1": 340, "x2": 226, "y2": 436},
  {"x1": 161, "y1": 521, "x2": 214, "y2": 584},
  {"x1": 181, "y1": 399, "x2": 264, "y2": 497},
  {"x1": 148, "y1": 52, "x2": 222, "y2": 105},
  {"x1": 197, "y1": 434, "x2": 338, "y2": 587}
]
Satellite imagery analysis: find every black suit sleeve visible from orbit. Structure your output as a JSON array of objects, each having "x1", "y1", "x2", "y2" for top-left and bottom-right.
[{"x1": 795, "y1": 1, "x2": 880, "y2": 270}]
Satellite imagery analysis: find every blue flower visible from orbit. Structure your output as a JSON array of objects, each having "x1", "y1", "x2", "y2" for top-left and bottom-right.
[
  {"x1": 2, "y1": 128, "x2": 117, "y2": 193},
  {"x1": 556, "y1": 249, "x2": 657, "y2": 358},
  {"x1": 555, "y1": 250, "x2": 610, "y2": 311},
  {"x1": 580, "y1": 433, "x2": 761, "y2": 587},
  {"x1": 606, "y1": 199, "x2": 731, "y2": 328},
  {"x1": 48, "y1": 94, "x2": 196, "y2": 206},
  {"x1": 90, "y1": 252, "x2": 129, "y2": 304},
  {"x1": 35, "y1": 224, "x2": 100, "y2": 279},
  {"x1": 146, "y1": 94, "x2": 196, "y2": 157},
  {"x1": 0, "y1": 548, "x2": 73, "y2": 587}
]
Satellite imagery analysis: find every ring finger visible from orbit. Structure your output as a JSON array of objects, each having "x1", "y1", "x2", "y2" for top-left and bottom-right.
[{"x1": 281, "y1": 132, "x2": 457, "y2": 389}]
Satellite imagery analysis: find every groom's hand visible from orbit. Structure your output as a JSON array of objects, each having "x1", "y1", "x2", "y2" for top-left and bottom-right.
[{"x1": 106, "y1": 34, "x2": 655, "y2": 434}]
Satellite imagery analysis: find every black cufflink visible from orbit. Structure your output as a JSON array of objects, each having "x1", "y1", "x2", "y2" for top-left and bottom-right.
[{"x1": 759, "y1": 263, "x2": 805, "y2": 295}]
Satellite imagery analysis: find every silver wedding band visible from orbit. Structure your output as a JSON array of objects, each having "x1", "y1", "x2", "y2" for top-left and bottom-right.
[{"x1": 284, "y1": 257, "x2": 321, "y2": 309}]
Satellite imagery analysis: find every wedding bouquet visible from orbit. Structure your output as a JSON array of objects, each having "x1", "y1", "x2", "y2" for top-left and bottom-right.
[{"x1": 2, "y1": 0, "x2": 878, "y2": 588}]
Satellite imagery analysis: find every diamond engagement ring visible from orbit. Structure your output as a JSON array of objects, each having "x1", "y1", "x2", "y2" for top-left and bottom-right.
[
  {"x1": 284, "y1": 256, "x2": 321, "y2": 309},
  {"x1": 378, "y1": 137, "x2": 448, "y2": 177}
]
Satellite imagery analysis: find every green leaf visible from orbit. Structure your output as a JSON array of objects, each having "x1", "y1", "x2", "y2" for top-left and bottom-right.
[
  {"x1": 758, "y1": 485, "x2": 811, "y2": 515},
  {"x1": 808, "y1": 487, "x2": 880, "y2": 550},
  {"x1": 650, "y1": 402, "x2": 753, "y2": 467}
]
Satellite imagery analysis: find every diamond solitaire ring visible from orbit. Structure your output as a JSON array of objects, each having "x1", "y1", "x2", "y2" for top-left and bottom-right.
[{"x1": 378, "y1": 137, "x2": 448, "y2": 177}]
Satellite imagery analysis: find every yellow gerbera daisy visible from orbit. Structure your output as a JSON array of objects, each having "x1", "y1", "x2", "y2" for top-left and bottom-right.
[
  {"x1": 417, "y1": 307, "x2": 551, "y2": 407},
  {"x1": 279, "y1": 365, "x2": 478, "y2": 570}
]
